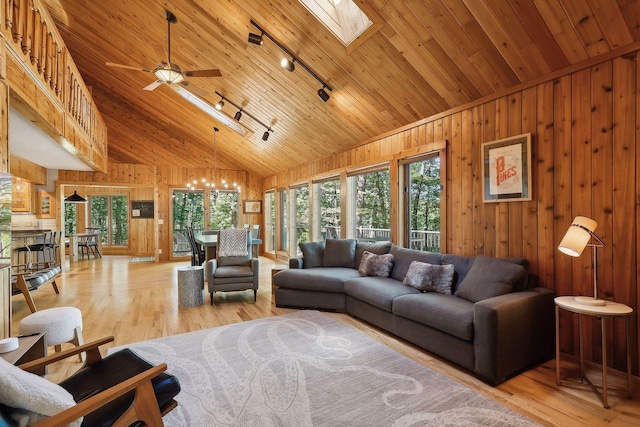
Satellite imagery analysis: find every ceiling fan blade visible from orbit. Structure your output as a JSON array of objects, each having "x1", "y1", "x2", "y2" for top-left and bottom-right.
[
  {"x1": 179, "y1": 81, "x2": 208, "y2": 98},
  {"x1": 106, "y1": 62, "x2": 152, "y2": 72},
  {"x1": 143, "y1": 80, "x2": 164, "y2": 91},
  {"x1": 184, "y1": 69, "x2": 222, "y2": 78}
]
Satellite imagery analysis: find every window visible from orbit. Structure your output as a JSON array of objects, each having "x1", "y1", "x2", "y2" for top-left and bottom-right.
[
  {"x1": 209, "y1": 190, "x2": 239, "y2": 229},
  {"x1": 265, "y1": 192, "x2": 275, "y2": 253},
  {"x1": 293, "y1": 185, "x2": 310, "y2": 253},
  {"x1": 280, "y1": 188, "x2": 288, "y2": 251},
  {"x1": 64, "y1": 203, "x2": 77, "y2": 235},
  {"x1": 405, "y1": 155, "x2": 441, "y2": 252},
  {"x1": 316, "y1": 178, "x2": 341, "y2": 239},
  {"x1": 89, "y1": 195, "x2": 129, "y2": 246},
  {"x1": 348, "y1": 168, "x2": 390, "y2": 242},
  {"x1": 172, "y1": 189, "x2": 204, "y2": 257}
]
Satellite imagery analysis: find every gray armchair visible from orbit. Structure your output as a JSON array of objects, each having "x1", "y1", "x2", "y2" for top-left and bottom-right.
[{"x1": 206, "y1": 229, "x2": 259, "y2": 305}]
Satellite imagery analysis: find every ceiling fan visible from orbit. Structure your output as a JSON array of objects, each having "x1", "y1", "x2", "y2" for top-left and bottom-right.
[{"x1": 106, "y1": 10, "x2": 221, "y2": 92}]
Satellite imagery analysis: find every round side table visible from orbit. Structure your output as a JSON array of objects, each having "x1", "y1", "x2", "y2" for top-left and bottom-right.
[{"x1": 554, "y1": 296, "x2": 633, "y2": 408}]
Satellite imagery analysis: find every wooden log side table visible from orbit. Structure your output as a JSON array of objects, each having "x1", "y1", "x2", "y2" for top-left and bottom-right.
[
  {"x1": 177, "y1": 266, "x2": 204, "y2": 307},
  {"x1": 0, "y1": 332, "x2": 46, "y2": 375},
  {"x1": 555, "y1": 296, "x2": 633, "y2": 408}
]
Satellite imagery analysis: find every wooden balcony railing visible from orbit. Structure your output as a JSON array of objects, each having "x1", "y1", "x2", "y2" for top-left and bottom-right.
[{"x1": 2, "y1": 0, "x2": 107, "y2": 171}]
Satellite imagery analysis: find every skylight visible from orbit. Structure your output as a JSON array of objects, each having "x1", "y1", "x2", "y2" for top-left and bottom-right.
[{"x1": 299, "y1": 0, "x2": 373, "y2": 46}]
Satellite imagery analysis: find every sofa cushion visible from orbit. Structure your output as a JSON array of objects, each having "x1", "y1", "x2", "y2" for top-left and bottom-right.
[
  {"x1": 389, "y1": 246, "x2": 442, "y2": 282},
  {"x1": 273, "y1": 267, "x2": 362, "y2": 293},
  {"x1": 358, "y1": 251, "x2": 394, "y2": 277},
  {"x1": 441, "y1": 254, "x2": 475, "y2": 293},
  {"x1": 355, "y1": 242, "x2": 392, "y2": 267},
  {"x1": 299, "y1": 241, "x2": 325, "y2": 268},
  {"x1": 502, "y1": 258, "x2": 530, "y2": 291},
  {"x1": 344, "y1": 277, "x2": 420, "y2": 312},
  {"x1": 393, "y1": 293, "x2": 475, "y2": 341},
  {"x1": 323, "y1": 239, "x2": 357, "y2": 268},
  {"x1": 455, "y1": 255, "x2": 526, "y2": 303},
  {"x1": 403, "y1": 261, "x2": 455, "y2": 294}
]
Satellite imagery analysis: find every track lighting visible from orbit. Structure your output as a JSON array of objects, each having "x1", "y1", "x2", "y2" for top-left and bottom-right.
[
  {"x1": 248, "y1": 32, "x2": 263, "y2": 45},
  {"x1": 215, "y1": 99, "x2": 224, "y2": 110},
  {"x1": 249, "y1": 20, "x2": 332, "y2": 102},
  {"x1": 317, "y1": 86, "x2": 330, "y2": 102},
  {"x1": 215, "y1": 91, "x2": 274, "y2": 142},
  {"x1": 281, "y1": 58, "x2": 295, "y2": 72}
]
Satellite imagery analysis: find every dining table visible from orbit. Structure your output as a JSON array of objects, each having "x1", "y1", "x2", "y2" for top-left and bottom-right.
[{"x1": 193, "y1": 233, "x2": 262, "y2": 262}]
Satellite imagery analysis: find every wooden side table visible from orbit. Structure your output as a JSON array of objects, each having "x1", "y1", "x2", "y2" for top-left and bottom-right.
[
  {"x1": 0, "y1": 332, "x2": 46, "y2": 375},
  {"x1": 555, "y1": 296, "x2": 633, "y2": 408}
]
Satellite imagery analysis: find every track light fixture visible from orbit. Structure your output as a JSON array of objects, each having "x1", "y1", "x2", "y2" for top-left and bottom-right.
[
  {"x1": 214, "y1": 91, "x2": 274, "y2": 142},
  {"x1": 249, "y1": 20, "x2": 332, "y2": 102},
  {"x1": 248, "y1": 32, "x2": 263, "y2": 45},
  {"x1": 215, "y1": 98, "x2": 224, "y2": 110},
  {"x1": 317, "y1": 86, "x2": 330, "y2": 102},
  {"x1": 281, "y1": 57, "x2": 295, "y2": 72}
]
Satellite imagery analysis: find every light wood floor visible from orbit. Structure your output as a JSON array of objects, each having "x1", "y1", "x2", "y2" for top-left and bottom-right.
[{"x1": 11, "y1": 256, "x2": 640, "y2": 426}]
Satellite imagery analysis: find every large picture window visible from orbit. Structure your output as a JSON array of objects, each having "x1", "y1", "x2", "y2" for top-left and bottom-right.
[
  {"x1": 209, "y1": 190, "x2": 239, "y2": 229},
  {"x1": 89, "y1": 195, "x2": 129, "y2": 246},
  {"x1": 293, "y1": 185, "x2": 310, "y2": 253},
  {"x1": 316, "y1": 178, "x2": 341, "y2": 239},
  {"x1": 348, "y1": 167, "x2": 390, "y2": 242},
  {"x1": 405, "y1": 155, "x2": 441, "y2": 252}
]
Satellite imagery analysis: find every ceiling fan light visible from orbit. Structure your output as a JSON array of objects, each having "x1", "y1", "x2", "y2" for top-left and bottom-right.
[
  {"x1": 281, "y1": 58, "x2": 295, "y2": 72},
  {"x1": 248, "y1": 32, "x2": 263, "y2": 45},
  {"x1": 154, "y1": 68, "x2": 184, "y2": 84},
  {"x1": 317, "y1": 87, "x2": 330, "y2": 102}
]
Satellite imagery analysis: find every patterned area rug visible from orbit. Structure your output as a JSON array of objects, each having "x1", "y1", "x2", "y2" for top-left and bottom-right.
[
  {"x1": 112, "y1": 311, "x2": 539, "y2": 426},
  {"x1": 129, "y1": 256, "x2": 155, "y2": 263}
]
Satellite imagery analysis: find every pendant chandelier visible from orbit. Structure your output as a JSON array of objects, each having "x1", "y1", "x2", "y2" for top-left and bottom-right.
[{"x1": 186, "y1": 127, "x2": 240, "y2": 193}]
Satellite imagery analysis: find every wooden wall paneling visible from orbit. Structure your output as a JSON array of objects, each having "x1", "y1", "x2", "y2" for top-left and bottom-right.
[
  {"x1": 495, "y1": 96, "x2": 510, "y2": 259},
  {"x1": 611, "y1": 53, "x2": 638, "y2": 373},
  {"x1": 520, "y1": 86, "x2": 539, "y2": 272},
  {"x1": 471, "y1": 105, "x2": 484, "y2": 254},
  {"x1": 636, "y1": 50, "x2": 640, "y2": 376},
  {"x1": 507, "y1": 92, "x2": 524, "y2": 259},
  {"x1": 570, "y1": 66, "x2": 596, "y2": 361},
  {"x1": 535, "y1": 80, "x2": 555, "y2": 288},
  {"x1": 482, "y1": 100, "x2": 497, "y2": 257},
  {"x1": 460, "y1": 110, "x2": 474, "y2": 256},
  {"x1": 449, "y1": 112, "x2": 463, "y2": 254},
  {"x1": 9, "y1": 154, "x2": 46, "y2": 183}
]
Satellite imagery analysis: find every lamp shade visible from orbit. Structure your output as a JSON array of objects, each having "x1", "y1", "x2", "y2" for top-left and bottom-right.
[
  {"x1": 558, "y1": 216, "x2": 597, "y2": 257},
  {"x1": 65, "y1": 191, "x2": 87, "y2": 203}
]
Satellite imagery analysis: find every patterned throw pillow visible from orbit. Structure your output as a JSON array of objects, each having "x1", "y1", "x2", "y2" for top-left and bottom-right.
[
  {"x1": 358, "y1": 251, "x2": 394, "y2": 277},
  {"x1": 403, "y1": 261, "x2": 455, "y2": 294}
]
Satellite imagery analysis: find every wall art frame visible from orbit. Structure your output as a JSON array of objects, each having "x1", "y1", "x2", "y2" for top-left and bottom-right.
[{"x1": 481, "y1": 133, "x2": 532, "y2": 203}]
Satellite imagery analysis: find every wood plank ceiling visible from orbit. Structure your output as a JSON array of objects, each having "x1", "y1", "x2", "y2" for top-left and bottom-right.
[{"x1": 41, "y1": 0, "x2": 640, "y2": 178}]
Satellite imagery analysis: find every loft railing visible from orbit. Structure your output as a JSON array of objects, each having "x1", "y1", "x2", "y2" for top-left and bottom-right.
[{"x1": 2, "y1": 0, "x2": 107, "y2": 169}]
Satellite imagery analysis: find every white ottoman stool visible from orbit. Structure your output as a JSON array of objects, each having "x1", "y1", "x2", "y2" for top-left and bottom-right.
[{"x1": 19, "y1": 306, "x2": 85, "y2": 361}]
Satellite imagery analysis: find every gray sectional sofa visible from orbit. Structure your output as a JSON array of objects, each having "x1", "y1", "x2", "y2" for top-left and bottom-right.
[{"x1": 274, "y1": 239, "x2": 555, "y2": 385}]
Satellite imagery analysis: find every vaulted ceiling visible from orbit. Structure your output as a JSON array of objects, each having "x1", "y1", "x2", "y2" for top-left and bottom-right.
[{"x1": 41, "y1": 0, "x2": 640, "y2": 178}]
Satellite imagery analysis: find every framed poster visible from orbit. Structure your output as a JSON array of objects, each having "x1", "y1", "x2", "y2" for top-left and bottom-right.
[
  {"x1": 481, "y1": 133, "x2": 532, "y2": 203},
  {"x1": 243, "y1": 199, "x2": 262, "y2": 214},
  {"x1": 37, "y1": 190, "x2": 55, "y2": 218}
]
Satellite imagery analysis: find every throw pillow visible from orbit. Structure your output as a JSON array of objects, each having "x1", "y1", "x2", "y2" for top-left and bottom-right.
[
  {"x1": 323, "y1": 239, "x2": 357, "y2": 268},
  {"x1": 0, "y1": 357, "x2": 81, "y2": 427},
  {"x1": 358, "y1": 251, "x2": 394, "y2": 277},
  {"x1": 355, "y1": 242, "x2": 392, "y2": 268},
  {"x1": 299, "y1": 241, "x2": 325, "y2": 268},
  {"x1": 454, "y1": 255, "x2": 526, "y2": 303},
  {"x1": 403, "y1": 261, "x2": 455, "y2": 294}
]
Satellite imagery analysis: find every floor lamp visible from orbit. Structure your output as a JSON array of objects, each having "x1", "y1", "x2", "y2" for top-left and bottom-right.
[{"x1": 558, "y1": 216, "x2": 605, "y2": 306}]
